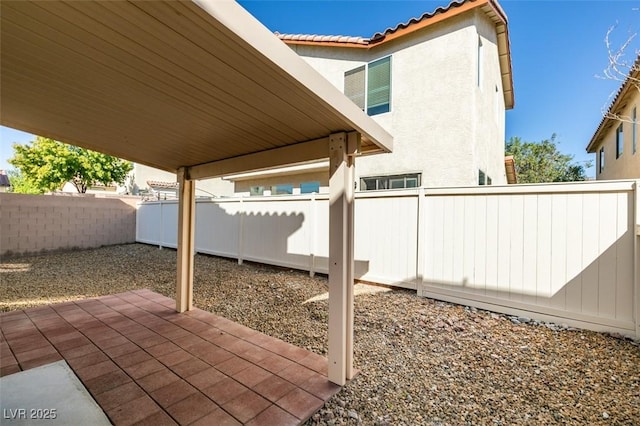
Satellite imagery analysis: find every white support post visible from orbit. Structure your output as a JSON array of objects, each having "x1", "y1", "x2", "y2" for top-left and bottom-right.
[
  {"x1": 176, "y1": 167, "x2": 195, "y2": 313},
  {"x1": 328, "y1": 132, "x2": 357, "y2": 386},
  {"x1": 345, "y1": 132, "x2": 358, "y2": 380}
]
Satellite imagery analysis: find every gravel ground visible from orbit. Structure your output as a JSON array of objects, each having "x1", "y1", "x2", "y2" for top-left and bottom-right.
[{"x1": 1, "y1": 243, "x2": 639, "y2": 425}]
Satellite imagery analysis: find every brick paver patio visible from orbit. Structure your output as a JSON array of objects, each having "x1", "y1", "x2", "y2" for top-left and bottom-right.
[{"x1": 0, "y1": 289, "x2": 340, "y2": 425}]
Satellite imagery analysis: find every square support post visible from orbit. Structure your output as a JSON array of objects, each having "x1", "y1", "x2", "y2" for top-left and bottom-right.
[
  {"x1": 176, "y1": 167, "x2": 195, "y2": 313},
  {"x1": 328, "y1": 132, "x2": 358, "y2": 385}
]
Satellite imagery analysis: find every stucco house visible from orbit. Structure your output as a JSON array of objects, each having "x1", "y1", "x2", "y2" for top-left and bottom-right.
[
  {"x1": 136, "y1": 0, "x2": 514, "y2": 196},
  {"x1": 229, "y1": 0, "x2": 514, "y2": 195},
  {"x1": 586, "y1": 55, "x2": 639, "y2": 180}
]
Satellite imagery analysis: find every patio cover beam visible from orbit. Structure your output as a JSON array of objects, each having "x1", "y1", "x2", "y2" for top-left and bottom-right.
[{"x1": 188, "y1": 137, "x2": 329, "y2": 180}]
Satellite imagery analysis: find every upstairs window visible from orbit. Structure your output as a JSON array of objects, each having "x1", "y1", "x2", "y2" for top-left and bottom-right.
[
  {"x1": 344, "y1": 66, "x2": 366, "y2": 110},
  {"x1": 616, "y1": 124, "x2": 624, "y2": 158},
  {"x1": 344, "y1": 56, "x2": 391, "y2": 116},
  {"x1": 599, "y1": 147, "x2": 605, "y2": 173},
  {"x1": 477, "y1": 36, "x2": 483, "y2": 88},
  {"x1": 478, "y1": 169, "x2": 486, "y2": 185},
  {"x1": 633, "y1": 107, "x2": 637, "y2": 154}
]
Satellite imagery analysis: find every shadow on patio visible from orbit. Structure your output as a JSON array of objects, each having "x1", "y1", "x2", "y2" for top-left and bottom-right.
[{"x1": 0, "y1": 289, "x2": 340, "y2": 425}]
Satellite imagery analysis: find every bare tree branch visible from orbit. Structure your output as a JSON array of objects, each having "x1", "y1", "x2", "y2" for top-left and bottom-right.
[{"x1": 598, "y1": 11, "x2": 640, "y2": 125}]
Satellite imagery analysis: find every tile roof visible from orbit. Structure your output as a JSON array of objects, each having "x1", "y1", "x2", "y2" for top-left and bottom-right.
[
  {"x1": 370, "y1": 0, "x2": 490, "y2": 41},
  {"x1": 586, "y1": 54, "x2": 640, "y2": 152},
  {"x1": 147, "y1": 180, "x2": 178, "y2": 190},
  {"x1": 275, "y1": 32, "x2": 369, "y2": 46},
  {"x1": 276, "y1": 0, "x2": 505, "y2": 46}
]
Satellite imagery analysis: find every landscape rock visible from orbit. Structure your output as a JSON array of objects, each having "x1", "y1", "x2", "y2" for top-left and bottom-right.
[{"x1": 1, "y1": 244, "x2": 638, "y2": 425}]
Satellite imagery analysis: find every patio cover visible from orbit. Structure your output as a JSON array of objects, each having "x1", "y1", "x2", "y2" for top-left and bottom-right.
[{"x1": 0, "y1": 0, "x2": 393, "y2": 386}]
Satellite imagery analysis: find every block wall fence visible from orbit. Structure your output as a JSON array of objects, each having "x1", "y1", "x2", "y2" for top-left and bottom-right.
[{"x1": 0, "y1": 193, "x2": 137, "y2": 257}]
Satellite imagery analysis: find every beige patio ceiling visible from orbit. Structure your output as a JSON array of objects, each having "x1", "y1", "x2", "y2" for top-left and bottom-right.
[
  {"x1": 0, "y1": 0, "x2": 392, "y2": 176},
  {"x1": 1, "y1": 0, "x2": 392, "y2": 387}
]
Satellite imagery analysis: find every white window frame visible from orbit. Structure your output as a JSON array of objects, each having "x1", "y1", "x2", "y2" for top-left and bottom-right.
[
  {"x1": 616, "y1": 124, "x2": 624, "y2": 159},
  {"x1": 344, "y1": 55, "x2": 392, "y2": 116},
  {"x1": 633, "y1": 106, "x2": 637, "y2": 155}
]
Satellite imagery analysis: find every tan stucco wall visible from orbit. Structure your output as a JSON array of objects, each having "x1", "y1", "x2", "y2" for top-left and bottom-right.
[
  {"x1": 594, "y1": 94, "x2": 640, "y2": 180},
  {"x1": 0, "y1": 193, "x2": 137, "y2": 257},
  {"x1": 288, "y1": 10, "x2": 508, "y2": 188}
]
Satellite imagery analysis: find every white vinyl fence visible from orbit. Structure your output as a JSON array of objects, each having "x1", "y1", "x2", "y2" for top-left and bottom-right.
[{"x1": 137, "y1": 180, "x2": 640, "y2": 337}]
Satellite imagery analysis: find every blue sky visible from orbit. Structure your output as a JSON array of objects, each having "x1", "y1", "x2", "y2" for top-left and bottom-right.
[{"x1": 2, "y1": 0, "x2": 639, "y2": 177}]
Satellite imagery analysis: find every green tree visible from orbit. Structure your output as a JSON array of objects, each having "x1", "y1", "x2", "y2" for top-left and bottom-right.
[
  {"x1": 8, "y1": 136, "x2": 133, "y2": 193},
  {"x1": 505, "y1": 134, "x2": 592, "y2": 183},
  {"x1": 6, "y1": 169, "x2": 44, "y2": 194}
]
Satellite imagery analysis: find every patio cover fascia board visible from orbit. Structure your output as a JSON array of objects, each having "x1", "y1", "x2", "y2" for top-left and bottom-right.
[{"x1": 1, "y1": 0, "x2": 393, "y2": 387}]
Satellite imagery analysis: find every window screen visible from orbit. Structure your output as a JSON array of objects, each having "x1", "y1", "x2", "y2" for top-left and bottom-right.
[
  {"x1": 616, "y1": 124, "x2": 624, "y2": 159},
  {"x1": 367, "y1": 57, "x2": 391, "y2": 115},
  {"x1": 633, "y1": 107, "x2": 637, "y2": 154},
  {"x1": 344, "y1": 66, "x2": 366, "y2": 110}
]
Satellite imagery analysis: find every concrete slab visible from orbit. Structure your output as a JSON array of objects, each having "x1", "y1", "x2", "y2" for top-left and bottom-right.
[{"x1": 0, "y1": 361, "x2": 110, "y2": 425}]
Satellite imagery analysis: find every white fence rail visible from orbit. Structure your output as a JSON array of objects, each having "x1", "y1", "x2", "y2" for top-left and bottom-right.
[{"x1": 137, "y1": 180, "x2": 640, "y2": 337}]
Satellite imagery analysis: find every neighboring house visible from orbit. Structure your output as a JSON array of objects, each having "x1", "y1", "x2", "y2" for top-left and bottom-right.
[
  {"x1": 130, "y1": 163, "x2": 234, "y2": 198},
  {"x1": 228, "y1": 0, "x2": 514, "y2": 195},
  {"x1": 586, "y1": 55, "x2": 639, "y2": 180},
  {"x1": 0, "y1": 170, "x2": 11, "y2": 192}
]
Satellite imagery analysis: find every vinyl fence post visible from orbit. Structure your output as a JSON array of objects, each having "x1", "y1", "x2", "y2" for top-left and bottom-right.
[
  {"x1": 159, "y1": 201, "x2": 164, "y2": 250},
  {"x1": 416, "y1": 186, "x2": 426, "y2": 296},
  {"x1": 635, "y1": 180, "x2": 640, "y2": 338},
  {"x1": 309, "y1": 191, "x2": 316, "y2": 277},
  {"x1": 238, "y1": 195, "x2": 244, "y2": 265}
]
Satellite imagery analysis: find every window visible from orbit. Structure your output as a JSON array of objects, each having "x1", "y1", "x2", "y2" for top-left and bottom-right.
[
  {"x1": 477, "y1": 36, "x2": 483, "y2": 88},
  {"x1": 616, "y1": 124, "x2": 623, "y2": 158},
  {"x1": 250, "y1": 186, "x2": 265, "y2": 196},
  {"x1": 360, "y1": 173, "x2": 420, "y2": 191},
  {"x1": 478, "y1": 170, "x2": 492, "y2": 185},
  {"x1": 344, "y1": 66, "x2": 365, "y2": 110},
  {"x1": 633, "y1": 107, "x2": 637, "y2": 154},
  {"x1": 344, "y1": 56, "x2": 391, "y2": 116},
  {"x1": 599, "y1": 147, "x2": 605, "y2": 173},
  {"x1": 300, "y1": 181, "x2": 320, "y2": 194},
  {"x1": 271, "y1": 184, "x2": 293, "y2": 195}
]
